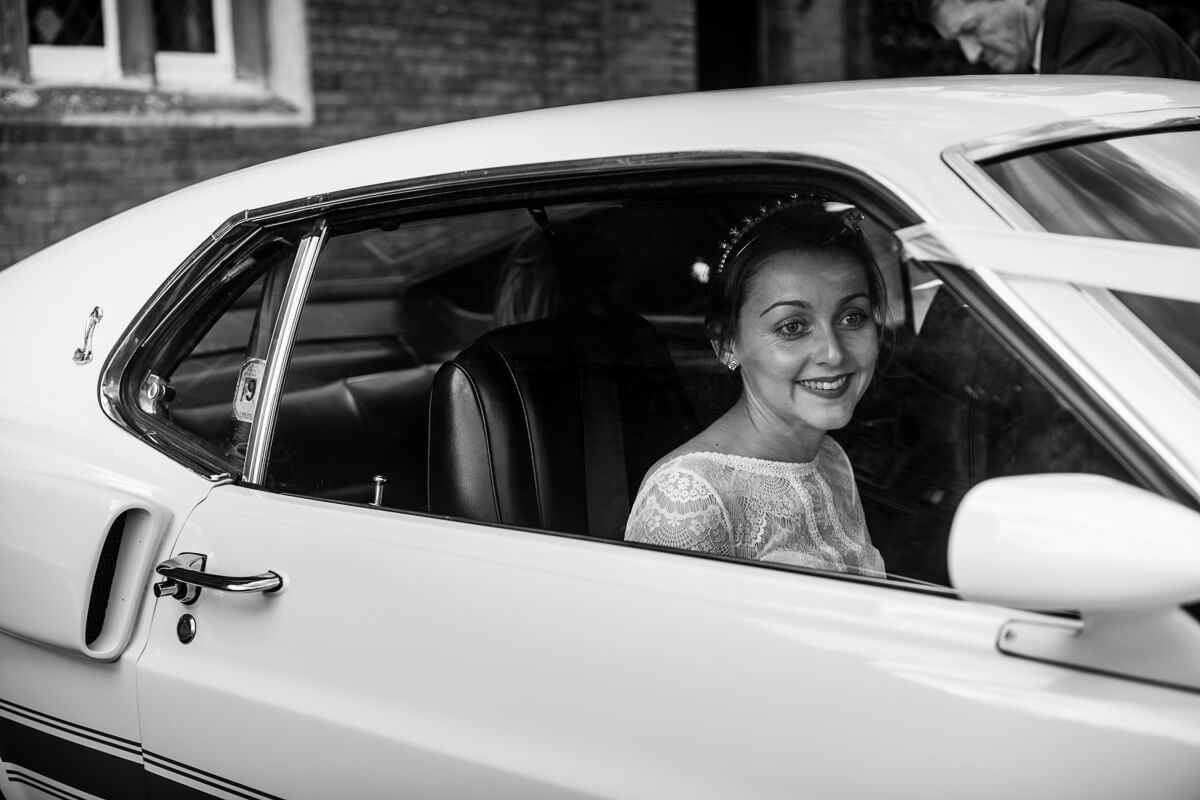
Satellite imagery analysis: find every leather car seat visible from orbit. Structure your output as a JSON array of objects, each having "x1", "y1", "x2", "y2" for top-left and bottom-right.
[{"x1": 427, "y1": 311, "x2": 699, "y2": 540}]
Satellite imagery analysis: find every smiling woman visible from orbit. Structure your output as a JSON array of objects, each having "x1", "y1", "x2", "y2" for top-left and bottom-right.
[{"x1": 623, "y1": 198, "x2": 888, "y2": 577}]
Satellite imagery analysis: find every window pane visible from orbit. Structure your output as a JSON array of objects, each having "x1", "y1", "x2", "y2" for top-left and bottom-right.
[
  {"x1": 845, "y1": 270, "x2": 1136, "y2": 585},
  {"x1": 27, "y1": 0, "x2": 104, "y2": 46},
  {"x1": 1117, "y1": 292, "x2": 1200, "y2": 378},
  {"x1": 264, "y1": 195, "x2": 775, "y2": 509},
  {"x1": 980, "y1": 130, "x2": 1200, "y2": 248},
  {"x1": 165, "y1": 238, "x2": 297, "y2": 457},
  {"x1": 154, "y1": 0, "x2": 216, "y2": 53}
]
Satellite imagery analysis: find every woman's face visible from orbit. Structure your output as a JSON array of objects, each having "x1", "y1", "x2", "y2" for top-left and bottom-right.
[{"x1": 729, "y1": 245, "x2": 879, "y2": 443}]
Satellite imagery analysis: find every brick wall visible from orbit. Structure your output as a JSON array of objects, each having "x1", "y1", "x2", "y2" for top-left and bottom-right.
[{"x1": 0, "y1": 0, "x2": 696, "y2": 269}]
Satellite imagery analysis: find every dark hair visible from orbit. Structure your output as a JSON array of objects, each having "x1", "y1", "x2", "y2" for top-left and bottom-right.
[{"x1": 705, "y1": 198, "x2": 888, "y2": 362}]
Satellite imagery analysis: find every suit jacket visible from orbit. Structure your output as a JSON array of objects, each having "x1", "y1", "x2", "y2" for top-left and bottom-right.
[{"x1": 1040, "y1": 0, "x2": 1200, "y2": 79}]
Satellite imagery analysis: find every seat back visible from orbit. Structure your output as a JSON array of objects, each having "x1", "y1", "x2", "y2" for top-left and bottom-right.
[{"x1": 427, "y1": 312, "x2": 698, "y2": 539}]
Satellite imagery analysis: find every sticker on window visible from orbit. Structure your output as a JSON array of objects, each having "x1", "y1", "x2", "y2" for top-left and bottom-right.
[{"x1": 233, "y1": 358, "x2": 266, "y2": 423}]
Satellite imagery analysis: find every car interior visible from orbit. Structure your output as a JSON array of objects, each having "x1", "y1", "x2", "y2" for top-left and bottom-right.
[{"x1": 154, "y1": 178, "x2": 1135, "y2": 589}]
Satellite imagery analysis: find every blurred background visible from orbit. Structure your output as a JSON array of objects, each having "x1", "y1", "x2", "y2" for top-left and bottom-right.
[{"x1": 2, "y1": 0, "x2": 1198, "y2": 269}]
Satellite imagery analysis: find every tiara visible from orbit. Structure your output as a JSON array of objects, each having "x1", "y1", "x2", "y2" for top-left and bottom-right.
[{"x1": 715, "y1": 194, "x2": 860, "y2": 275}]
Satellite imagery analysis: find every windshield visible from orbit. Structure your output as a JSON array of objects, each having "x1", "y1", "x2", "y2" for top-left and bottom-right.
[{"x1": 981, "y1": 129, "x2": 1200, "y2": 248}]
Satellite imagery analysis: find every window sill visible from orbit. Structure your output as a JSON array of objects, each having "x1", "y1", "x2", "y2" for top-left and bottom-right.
[{"x1": 0, "y1": 82, "x2": 312, "y2": 127}]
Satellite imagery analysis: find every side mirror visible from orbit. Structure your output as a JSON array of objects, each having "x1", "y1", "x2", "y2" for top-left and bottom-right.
[
  {"x1": 949, "y1": 474, "x2": 1200, "y2": 691},
  {"x1": 949, "y1": 474, "x2": 1200, "y2": 613}
]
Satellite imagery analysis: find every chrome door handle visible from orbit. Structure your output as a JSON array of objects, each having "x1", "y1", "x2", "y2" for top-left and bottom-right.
[{"x1": 153, "y1": 552, "x2": 283, "y2": 604}]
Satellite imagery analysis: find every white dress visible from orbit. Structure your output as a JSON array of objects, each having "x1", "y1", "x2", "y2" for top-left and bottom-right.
[{"x1": 624, "y1": 437, "x2": 885, "y2": 578}]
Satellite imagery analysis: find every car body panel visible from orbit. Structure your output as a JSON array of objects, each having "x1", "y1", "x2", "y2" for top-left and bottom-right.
[{"x1": 138, "y1": 486, "x2": 1200, "y2": 799}]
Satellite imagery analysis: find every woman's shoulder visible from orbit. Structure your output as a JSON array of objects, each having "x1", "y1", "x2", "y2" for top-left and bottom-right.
[{"x1": 643, "y1": 449, "x2": 730, "y2": 486}]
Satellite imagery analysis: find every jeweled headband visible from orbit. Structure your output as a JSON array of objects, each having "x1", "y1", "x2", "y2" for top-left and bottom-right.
[{"x1": 715, "y1": 194, "x2": 862, "y2": 276}]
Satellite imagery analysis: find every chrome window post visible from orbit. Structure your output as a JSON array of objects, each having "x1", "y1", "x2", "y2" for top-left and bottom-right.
[{"x1": 242, "y1": 219, "x2": 329, "y2": 486}]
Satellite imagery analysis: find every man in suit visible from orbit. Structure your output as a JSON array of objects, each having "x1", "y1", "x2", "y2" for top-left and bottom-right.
[{"x1": 918, "y1": 0, "x2": 1200, "y2": 79}]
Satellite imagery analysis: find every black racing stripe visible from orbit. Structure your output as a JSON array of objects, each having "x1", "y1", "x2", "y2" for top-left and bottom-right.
[
  {"x1": 8, "y1": 769, "x2": 85, "y2": 800},
  {"x1": 145, "y1": 771, "x2": 248, "y2": 800},
  {"x1": 0, "y1": 716, "x2": 143, "y2": 800},
  {"x1": 145, "y1": 751, "x2": 284, "y2": 800},
  {"x1": 0, "y1": 697, "x2": 140, "y2": 753}
]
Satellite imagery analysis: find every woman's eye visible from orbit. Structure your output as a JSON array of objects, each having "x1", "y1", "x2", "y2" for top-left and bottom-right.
[
  {"x1": 840, "y1": 310, "x2": 869, "y2": 327},
  {"x1": 778, "y1": 320, "x2": 809, "y2": 338}
]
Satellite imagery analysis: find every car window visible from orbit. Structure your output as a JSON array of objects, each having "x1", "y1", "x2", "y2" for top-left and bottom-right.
[
  {"x1": 238, "y1": 184, "x2": 1136, "y2": 591},
  {"x1": 979, "y1": 129, "x2": 1200, "y2": 247},
  {"x1": 158, "y1": 236, "x2": 299, "y2": 460},
  {"x1": 844, "y1": 262, "x2": 1135, "y2": 585},
  {"x1": 1116, "y1": 292, "x2": 1200, "y2": 379}
]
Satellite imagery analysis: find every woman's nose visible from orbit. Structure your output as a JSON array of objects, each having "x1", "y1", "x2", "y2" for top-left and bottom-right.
[
  {"x1": 813, "y1": 325, "x2": 845, "y2": 364},
  {"x1": 958, "y1": 36, "x2": 983, "y2": 63}
]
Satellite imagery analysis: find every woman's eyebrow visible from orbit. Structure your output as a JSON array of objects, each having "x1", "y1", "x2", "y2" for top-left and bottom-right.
[
  {"x1": 759, "y1": 292, "x2": 869, "y2": 317},
  {"x1": 759, "y1": 299, "x2": 809, "y2": 317}
]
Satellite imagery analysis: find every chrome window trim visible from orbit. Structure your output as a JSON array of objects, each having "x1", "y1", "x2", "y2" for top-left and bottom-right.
[
  {"x1": 899, "y1": 224, "x2": 1200, "y2": 505},
  {"x1": 942, "y1": 108, "x2": 1200, "y2": 232},
  {"x1": 243, "y1": 220, "x2": 329, "y2": 486},
  {"x1": 99, "y1": 151, "x2": 928, "y2": 480}
]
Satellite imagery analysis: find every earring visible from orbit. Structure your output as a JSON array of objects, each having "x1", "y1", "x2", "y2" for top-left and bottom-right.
[{"x1": 726, "y1": 359, "x2": 739, "y2": 371}]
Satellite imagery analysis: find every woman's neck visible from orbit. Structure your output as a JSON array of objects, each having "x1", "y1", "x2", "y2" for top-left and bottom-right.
[{"x1": 709, "y1": 399, "x2": 826, "y2": 463}]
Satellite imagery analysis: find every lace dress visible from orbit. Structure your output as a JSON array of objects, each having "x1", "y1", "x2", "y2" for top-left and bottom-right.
[{"x1": 624, "y1": 437, "x2": 885, "y2": 577}]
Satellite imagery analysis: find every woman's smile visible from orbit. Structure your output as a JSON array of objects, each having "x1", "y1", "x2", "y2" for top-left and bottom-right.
[{"x1": 796, "y1": 373, "x2": 853, "y2": 397}]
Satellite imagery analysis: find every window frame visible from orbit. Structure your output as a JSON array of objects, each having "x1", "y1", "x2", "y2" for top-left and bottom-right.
[
  {"x1": 941, "y1": 111, "x2": 1200, "y2": 234},
  {"x1": 101, "y1": 152, "x2": 1192, "y2": 597},
  {"x1": 102, "y1": 153, "x2": 921, "y2": 481}
]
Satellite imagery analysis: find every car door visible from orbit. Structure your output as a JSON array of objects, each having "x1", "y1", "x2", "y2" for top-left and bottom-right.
[
  {"x1": 135, "y1": 476, "x2": 1200, "y2": 800},
  {"x1": 130, "y1": 192, "x2": 1200, "y2": 798}
]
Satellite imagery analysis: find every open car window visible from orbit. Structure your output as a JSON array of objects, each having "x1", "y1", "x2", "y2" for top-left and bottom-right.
[{"x1": 146, "y1": 177, "x2": 1142, "y2": 591}]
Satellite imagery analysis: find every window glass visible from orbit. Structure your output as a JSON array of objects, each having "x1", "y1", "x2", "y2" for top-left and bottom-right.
[
  {"x1": 1116, "y1": 292, "x2": 1200, "y2": 378},
  {"x1": 160, "y1": 236, "x2": 297, "y2": 459},
  {"x1": 154, "y1": 0, "x2": 216, "y2": 53},
  {"x1": 27, "y1": 0, "x2": 104, "y2": 45},
  {"x1": 259, "y1": 185, "x2": 1134, "y2": 591},
  {"x1": 980, "y1": 130, "x2": 1200, "y2": 247},
  {"x1": 846, "y1": 267, "x2": 1135, "y2": 584}
]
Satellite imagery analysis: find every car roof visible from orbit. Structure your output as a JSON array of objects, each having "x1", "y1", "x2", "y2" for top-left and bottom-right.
[
  {"x1": 213, "y1": 74, "x2": 1200, "y2": 217},
  {"x1": 8, "y1": 75, "x2": 1200, "y2": 307}
]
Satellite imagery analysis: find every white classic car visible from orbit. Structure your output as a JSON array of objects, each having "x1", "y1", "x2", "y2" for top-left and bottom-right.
[{"x1": 2, "y1": 75, "x2": 1200, "y2": 800}]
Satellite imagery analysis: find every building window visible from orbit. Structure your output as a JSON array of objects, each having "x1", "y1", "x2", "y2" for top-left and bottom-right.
[
  {"x1": 25, "y1": 0, "x2": 111, "y2": 83},
  {"x1": 7, "y1": 0, "x2": 266, "y2": 91},
  {"x1": 153, "y1": 0, "x2": 238, "y2": 88},
  {"x1": 1, "y1": 0, "x2": 309, "y2": 125}
]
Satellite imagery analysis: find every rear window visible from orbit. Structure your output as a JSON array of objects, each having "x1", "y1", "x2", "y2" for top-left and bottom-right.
[{"x1": 981, "y1": 129, "x2": 1200, "y2": 248}]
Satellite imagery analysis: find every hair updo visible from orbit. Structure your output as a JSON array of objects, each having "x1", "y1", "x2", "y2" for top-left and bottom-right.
[{"x1": 705, "y1": 197, "x2": 887, "y2": 362}]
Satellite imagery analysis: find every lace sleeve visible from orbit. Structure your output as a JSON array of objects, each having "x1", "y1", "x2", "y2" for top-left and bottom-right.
[{"x1": 624, "y1": 462, "x2": 732, "y2": 555}]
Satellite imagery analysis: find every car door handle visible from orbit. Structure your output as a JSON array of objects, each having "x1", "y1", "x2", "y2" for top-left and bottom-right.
[{"x1": 153, "y1": 552, "x2": 283, "y2": 604}]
